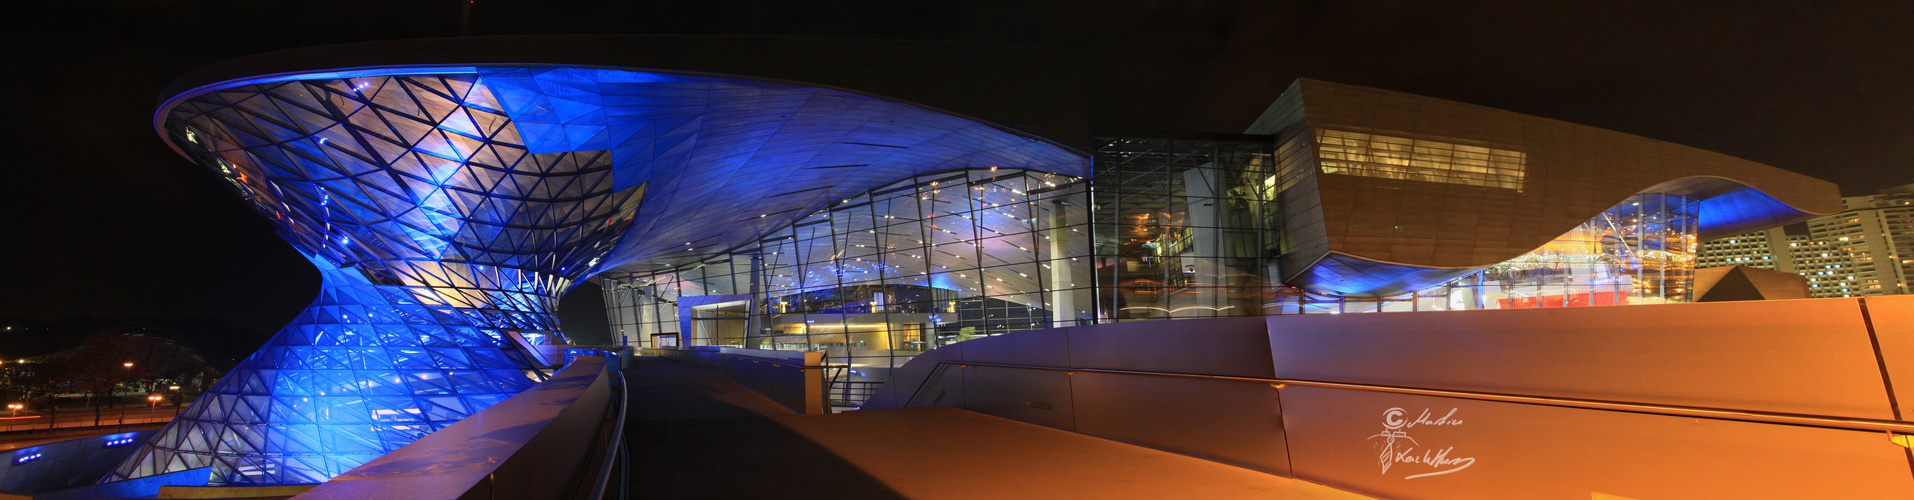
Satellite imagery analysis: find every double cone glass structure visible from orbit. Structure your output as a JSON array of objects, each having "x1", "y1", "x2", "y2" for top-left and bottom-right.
[{"x1": 111, "y1": 63, "x2": 1087, "y2": 484}]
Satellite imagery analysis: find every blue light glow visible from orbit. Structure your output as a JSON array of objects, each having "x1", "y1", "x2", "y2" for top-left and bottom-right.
[
  {"x1": 122, "y1": 63, "x2": 1087, "y2": 487},
  {"x1": 108, "y1": 257, "x2": 546, "y2": 484}
]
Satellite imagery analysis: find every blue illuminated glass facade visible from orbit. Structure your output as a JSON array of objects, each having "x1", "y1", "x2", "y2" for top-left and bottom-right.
[
  {"x1": 116, "y1": 66, "x2": 1088, "y2": 485},
  {"x1": 108, "y1": 258, "x2": 545, "y2": 483},
  {"x1": 110, "y1": 70, "x2": 647, "y2": 485}
]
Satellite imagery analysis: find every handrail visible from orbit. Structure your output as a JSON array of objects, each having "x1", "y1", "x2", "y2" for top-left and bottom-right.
[
  {"x1": 913, "y1": 360, "x2": 1914, "y2": 435},
  {"x1": 712, "y1": 352, "x2": 845, "y2": 370},
  {"x1": 658, "y1": 348, "x2": 838, "y2": 413},
  {"x1": 901, "y1": 362, "x2": 957, "y2": 409},
  {"x1": 823, "y1": 363, "x2": 845, "y2": 412},
  {"x1": 587, "y1": 370, "x2": 629, "y2": 500}
]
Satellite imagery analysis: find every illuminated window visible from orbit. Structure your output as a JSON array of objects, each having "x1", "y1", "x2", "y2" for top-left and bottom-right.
[{"x1": 1313, "y1": 129, "x2": 1526, "y2": 190}]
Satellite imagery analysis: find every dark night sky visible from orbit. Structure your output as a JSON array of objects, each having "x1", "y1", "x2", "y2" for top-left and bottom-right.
[{"x1": 2, "y1": 0, "x2": 1909, "y2": 340}]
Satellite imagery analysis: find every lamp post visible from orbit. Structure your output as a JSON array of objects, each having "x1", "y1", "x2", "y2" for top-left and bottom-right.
[
  {"x1": 6, "y1": 403, "x2": 20, "y2": 417},
  {"x1": 147, "y1": 394, "x2": 163, "y2": 411},
  {"x1": 168, "y1": 385, "x2": 181, "y2": 408},
  {"x1": 115, "y1": 362, "x2": 134, "y2": 409}
]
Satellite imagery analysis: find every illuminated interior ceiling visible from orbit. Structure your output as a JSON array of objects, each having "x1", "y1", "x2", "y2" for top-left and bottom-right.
[
  {"x1": 1313, "y1": 129, "x2": 1526, "y2": 190},
  {"x1": 1247, "y1": 79, "x2": 1843, "y2": 296},
  {"x1": 120, "y1": 57, "x2": 1087, "y2": 486},
  {"x1": 756, "y1": 169, "x2": 1082, "y2": 307}
]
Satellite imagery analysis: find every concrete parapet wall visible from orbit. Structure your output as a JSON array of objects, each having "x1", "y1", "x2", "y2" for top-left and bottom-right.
[
  {"x1": 863, "y1": 316, "x2": 1285, "y2": 473},
  {"x1": 657, "y1": 347, "x2": 825, "y2": 414},
  {"x1": 1267, "y1": 296, "x2": 1896, "y2": 419},
  {"x1": 290, "y1": 356, "x2": 614, "y2": 500},
  {"x1": 868, "y1": 296, "x2": 1914, "y2": 498}
]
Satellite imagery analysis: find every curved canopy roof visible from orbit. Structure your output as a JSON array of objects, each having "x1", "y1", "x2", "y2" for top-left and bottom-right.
[
  {"x1": 1247, "y1": 79, "x2": 1843, "y2": 296},
  {"x1": 156, "y1": 46, "x2": 1090, "y2": 282}
]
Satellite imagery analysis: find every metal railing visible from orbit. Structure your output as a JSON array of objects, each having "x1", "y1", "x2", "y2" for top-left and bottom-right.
[
  {"x1": 827, "y1": 380, "x2": 884, "y2": 409},
  {"x1": 711, "y1": 351, "x2": 844, "y2": 414},
  {"x1": 588, "y1": 370, "x2": 630, "y2": 500}
]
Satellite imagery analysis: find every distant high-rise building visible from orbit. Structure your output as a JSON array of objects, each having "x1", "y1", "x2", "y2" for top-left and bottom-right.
[
  {"x1": 1699, "y1": 183, "x2": 1914, "y2": 297},
  {"x1": 1696, "y1": 228, "x2": 1790, "y2": 270}
]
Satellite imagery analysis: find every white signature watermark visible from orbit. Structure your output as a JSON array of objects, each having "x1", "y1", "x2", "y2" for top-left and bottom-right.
[{"x1": 1367, "y1": 407, "x2": 1476, "y2": 479}]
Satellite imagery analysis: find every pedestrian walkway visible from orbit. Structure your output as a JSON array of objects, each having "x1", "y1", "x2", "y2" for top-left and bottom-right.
[{"x1": 621, "y1": 356, "x2": 1370, "y2": 499}]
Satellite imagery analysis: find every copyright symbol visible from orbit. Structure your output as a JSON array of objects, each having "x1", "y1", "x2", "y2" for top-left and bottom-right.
[{"x1": 1382, "y1": 407, "x2": 1407, "y2": 430}]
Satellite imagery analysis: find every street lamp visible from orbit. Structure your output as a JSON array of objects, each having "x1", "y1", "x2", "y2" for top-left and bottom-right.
[
  {"x1": 6, "y1": 403, "x2": 21, "y2": 417},
  {"x1": 113, "y1": 362, "x2": 134, "y2": 409},
  {"x1": 147, "y1": 394, "x2": 163, "y2": 411}
]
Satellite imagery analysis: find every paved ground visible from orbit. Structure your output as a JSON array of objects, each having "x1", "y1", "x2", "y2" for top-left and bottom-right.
[
  {"x1": 621, "y1": 356, "x2": 1370, "y2": 500},
  {"x1": 623, "y1": 356, "x2": 904, "y2": 499}
]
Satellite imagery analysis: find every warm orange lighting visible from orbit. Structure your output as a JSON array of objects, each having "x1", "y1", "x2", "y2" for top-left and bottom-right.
[{"x1": 123, "y1": 362, "x2": 134, "y2": 368}]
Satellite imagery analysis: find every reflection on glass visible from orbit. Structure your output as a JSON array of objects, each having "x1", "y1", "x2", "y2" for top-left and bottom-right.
[
  {"x1": 603, "y1": 168, "x2": 1092, "y2": 408},
  {"x1": 1472, "y1": 193, "x2": 1698, "y2": 307},
  {"x1": 1314, "y1": 129, "x2": 1527, "y2": 190},
  {"x1": 1091, "y1": 138, "x2": 1278, "y2": 322},
  {"x1": 1263, "y1": 193, "x2": 1700, "y2": 313},
  {"x1": 603, "y1": 137, "x2": 1710, "y2": 410}
]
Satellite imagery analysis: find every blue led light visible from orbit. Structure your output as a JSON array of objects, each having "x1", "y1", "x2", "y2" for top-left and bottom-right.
[{"x1": 14, "y1": 452, "x2": 42, "y2": 464}]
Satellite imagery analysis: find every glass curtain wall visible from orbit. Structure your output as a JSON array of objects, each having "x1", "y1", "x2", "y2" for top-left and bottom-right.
[
  {"x1": 606, "y1": 135, "x2": 1284, "y2": 345},
  {"x1": 602, "y1": 168, "x2": 1092, "y2": 406},
  {"x1": 1087, "y1": 137, "x2": 1280, "y2": 320},
  {"x1": 1285, "y1": 192, "x2": 1701, "y2": 314},
  {"x1": 601, "y1": 137, "x2": 1706, "y2": 408}
]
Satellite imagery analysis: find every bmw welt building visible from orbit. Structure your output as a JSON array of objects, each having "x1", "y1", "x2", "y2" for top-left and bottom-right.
[{"x1": 99, "y1": 36, "x2": 1914, "y2": 499}]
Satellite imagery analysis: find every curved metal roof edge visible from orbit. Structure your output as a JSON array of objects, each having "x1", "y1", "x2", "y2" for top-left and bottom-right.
[{"x1": 153, "y1": 35, "x2": 1089, "y2": 154}]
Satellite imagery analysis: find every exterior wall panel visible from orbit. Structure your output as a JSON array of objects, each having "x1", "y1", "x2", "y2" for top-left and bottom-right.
[
  {"x1": 1248, "y1": 79, "x2": 1843, "y2": 296},
  {"x1": 1269, "y1": 298, "x2": 1896, "y2": 419},
  {"x1": 1281, "y1": 385, "x2": 1914, "y2": 500},
  {"x1": 1071, "y1": 372, "x2": 1291, "y2": 476}
]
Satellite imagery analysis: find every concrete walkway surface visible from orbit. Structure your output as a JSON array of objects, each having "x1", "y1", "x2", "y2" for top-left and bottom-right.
[{"x1": 622, "y1": 356, "x2": 1370, "y2": 499}]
